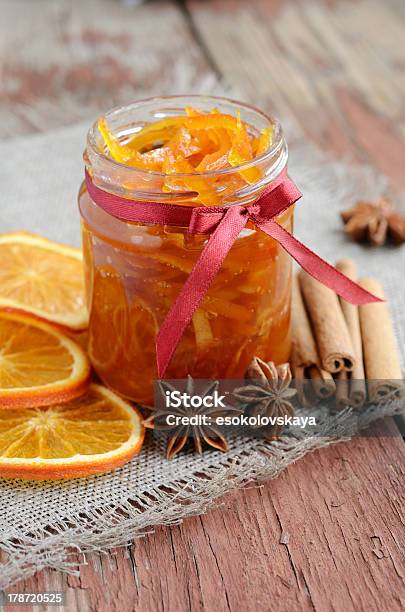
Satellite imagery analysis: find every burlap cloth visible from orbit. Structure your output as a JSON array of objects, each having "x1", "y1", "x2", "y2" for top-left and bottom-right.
[{"x1": 0, "y1": 124, "x2": 404, "y2": 588}]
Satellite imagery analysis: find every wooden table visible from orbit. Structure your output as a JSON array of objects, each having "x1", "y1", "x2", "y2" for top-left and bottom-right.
[{"x1": 1, "y1": 1, "x2": 404, "y2": 610}]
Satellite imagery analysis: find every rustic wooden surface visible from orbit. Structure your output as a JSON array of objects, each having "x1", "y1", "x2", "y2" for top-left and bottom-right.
[{"x1": 1, "y1": 0, "x2": 404, "y2": 610}]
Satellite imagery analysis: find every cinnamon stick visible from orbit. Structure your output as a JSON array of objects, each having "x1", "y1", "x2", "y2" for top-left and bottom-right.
[
  {"x1": 291, "y1": 275, "x2": 318, "y2": 369},
  {"x1": 298, "y1": 270, "x2": 355, "y2": 373},
  {"x1": 359, "y1": 278, "x2": 404, "y2": 402},
  {"x1": 291, "y1": 275, "x2": 335, "y2": 401},
  {"x1": 293, "y1": 365, "x2": 318, "y2": 408},
  {"x1": 336, "y1": 259, "x2": 367, "y2": 408},
  {"x1": 307, "y1": 365, "x2": 335, "y2": 400},
  {"x1": 335, "y1": 370, "x2": 350, "y2": 411}
]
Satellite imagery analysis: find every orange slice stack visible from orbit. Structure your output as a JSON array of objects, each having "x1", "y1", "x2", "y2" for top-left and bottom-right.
[{"x1": 0, "y1": 232, "x2": 144, "y2": 480}]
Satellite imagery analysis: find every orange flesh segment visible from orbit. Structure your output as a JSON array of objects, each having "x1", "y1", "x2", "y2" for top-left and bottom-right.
[
  {"x1": 97, "y1": 108, "x2": 273, "y2": 205},
  {"x1": 0, "y1": 232, "x2": 87, "y2": 330},
  {"x1": 0, "y1": 311, "x2": 90, "y2": 409},
  {"x1": 0, "y1": 385, "x2": 144, "y2": 480}
]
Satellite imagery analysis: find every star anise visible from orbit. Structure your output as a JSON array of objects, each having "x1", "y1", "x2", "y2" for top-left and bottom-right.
[
  {"x1": 143, "y1": 377, "x2": 242, "y2": 459},
  {"x1": 341, "y1": 198, "x2": 405, "y2": 246},
  {"x1": 233, "y1": 358, "x2": 296, "y2": 440}
]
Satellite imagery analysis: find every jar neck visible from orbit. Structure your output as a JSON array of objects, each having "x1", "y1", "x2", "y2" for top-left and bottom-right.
[{"x1": 84, "y1": 97, "x2": 288, "y2": 207}]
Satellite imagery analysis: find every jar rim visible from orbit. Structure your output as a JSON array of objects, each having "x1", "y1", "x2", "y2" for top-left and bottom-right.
[{"x1": 86, "y1": 94, "x2": 286, "y2": 179}]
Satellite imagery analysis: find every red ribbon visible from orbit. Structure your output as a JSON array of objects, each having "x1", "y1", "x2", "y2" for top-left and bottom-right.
[{"x1": 85, "y1": 171, "x2": 381, "y2": 378}]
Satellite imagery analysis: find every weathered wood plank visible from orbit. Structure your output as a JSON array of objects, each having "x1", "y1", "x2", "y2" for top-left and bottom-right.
[
  {"x1": 186, "y1": 0, "x2": 405, "y2": 186},
  {"x1": 0, "y1": 0, "x2": 218, "y2": 138}
]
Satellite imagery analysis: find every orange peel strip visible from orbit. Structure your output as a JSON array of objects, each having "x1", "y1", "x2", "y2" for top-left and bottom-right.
[{"x1": 97, "y1": 108, "x2": 273, "y2": 205}]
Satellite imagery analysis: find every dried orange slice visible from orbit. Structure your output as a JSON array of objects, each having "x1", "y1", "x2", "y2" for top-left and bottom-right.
[
  {"x1": 0, "y1": 312, "x2": 90, "y2": 409},
  {"x1": 0, "y1": 385, "x2": 144, "y2": 479},
  {"x1": 0, "y1": 232, "x2": 87, "y2": 330}
]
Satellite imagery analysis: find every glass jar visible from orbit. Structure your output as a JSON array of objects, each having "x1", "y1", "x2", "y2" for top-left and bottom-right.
[{"x1": 79, "y1": 95, "x2": 292, "y2": 405}]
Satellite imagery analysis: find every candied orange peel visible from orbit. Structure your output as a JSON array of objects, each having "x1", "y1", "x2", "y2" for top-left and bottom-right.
[{"x1": 97, "y1": 108, "x2": 273, "y2": 205}]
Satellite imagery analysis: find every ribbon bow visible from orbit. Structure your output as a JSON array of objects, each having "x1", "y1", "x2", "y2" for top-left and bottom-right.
[{"x1": 85, "y1": 171, "x2": 381, "y2": 378}]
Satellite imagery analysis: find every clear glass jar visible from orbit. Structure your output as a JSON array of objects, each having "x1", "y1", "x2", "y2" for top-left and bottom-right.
[{"x1": 79, "y1": 95, "x2": 292, "y2": 405}]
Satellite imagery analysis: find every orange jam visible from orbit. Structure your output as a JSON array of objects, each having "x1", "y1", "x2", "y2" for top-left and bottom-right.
[{"x1": 79, "y1": 97, "x2": 292, "y2": 405}]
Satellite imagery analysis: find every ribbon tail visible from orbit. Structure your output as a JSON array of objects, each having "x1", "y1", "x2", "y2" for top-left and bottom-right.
[
  {"x1": 257, "y1": 220, "x2": 383, "y2": 305},
  {"x1": 156, "y1": 207, "x2": 249, "y2": 378}
]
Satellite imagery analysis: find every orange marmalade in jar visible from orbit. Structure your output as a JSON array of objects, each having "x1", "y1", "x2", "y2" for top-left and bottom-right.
[{"x1": 79, "y1": 96, "x2": 292, "y2": 405}]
